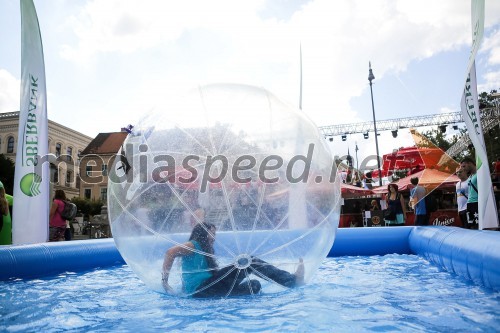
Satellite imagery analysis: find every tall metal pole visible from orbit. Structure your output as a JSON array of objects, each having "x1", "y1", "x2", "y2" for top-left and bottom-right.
[
  {"x1": 299, "y1": 43, "x2": 303, "y2": 110},
  {"x1": 368, "y1": 62, "x2": 382, "y2": 186},
  {"x1": 355, "y1": 142, "x2": 359, "y2": 171}
]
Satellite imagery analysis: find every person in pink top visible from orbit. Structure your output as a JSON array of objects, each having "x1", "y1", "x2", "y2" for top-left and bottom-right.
[{"x1": 49, "y1": 189, "x2": 67, "y2": 242}]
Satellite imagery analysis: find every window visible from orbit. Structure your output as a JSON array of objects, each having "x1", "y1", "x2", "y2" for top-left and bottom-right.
[
  {"x1": 66, "y1": 147, "x2": 73, "y2": 162},
  {"x1": 85, "y1": 159, "x2": 96, "y2": 176},
  {"x1": 77, "y1": 150, "x2": 82, "y2": 166},
  {"x1": 102, "y1": 164, "x2": 108, "y2": 176},
  {"x1": 50, "y1": 165, "x2": 56, "y2": 183},
  {"x1": 100, "y1": 187, "x2": 107, "y2": 202},
  {"x1": 66, "y1": 171, "x2": 72, "y2": 186},
  {"x1": 53, "y1": 168, "x2": 59, "y2": 184},
  {"x1": 55, "y1": 143, "x2": 62, "y2": 157},
  {"x1": 84, "y1": 189, "x2": 91, "y2": 199},
  {"x1": 7, "y1": 136, "x2": 14, "y2": 153}
]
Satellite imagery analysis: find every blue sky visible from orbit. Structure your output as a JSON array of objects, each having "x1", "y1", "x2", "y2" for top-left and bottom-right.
[{"x1": 0, "y1": 0, "x2": 499, "y2": 166}]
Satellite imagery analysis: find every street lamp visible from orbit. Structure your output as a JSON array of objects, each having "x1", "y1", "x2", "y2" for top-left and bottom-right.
[
  {"x1": 368, "y1": 62, "x2": 382, "y2": 186},
  {"x1": 355, "y1": 142, "x2": 359, "y2": 172}
]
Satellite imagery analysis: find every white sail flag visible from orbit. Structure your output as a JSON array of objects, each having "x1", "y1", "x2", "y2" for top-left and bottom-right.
[
  {"x1": 465, "y1": 0, "x2": 484, "y2": 79},
  {"x1": 460, "y1": 65, "x2": 498, "y2": 229},
  {"x1": 12, "y1": 0, "x2": 50, "y2": 244},
  {"x1": 459, "y1": 0, "x2": 499, "y2": 229}
]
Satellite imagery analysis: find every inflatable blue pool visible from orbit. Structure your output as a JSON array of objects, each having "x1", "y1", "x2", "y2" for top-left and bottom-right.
[
  {"x1": 1, "y1": 226, "x2": 499, "y2": 291},
  {"x1": 1, "y1": 226, "x2": 499, "y2": 332}
]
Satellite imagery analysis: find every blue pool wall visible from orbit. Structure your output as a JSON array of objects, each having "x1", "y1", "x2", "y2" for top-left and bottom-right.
[
  {"x1": 409, "y1": 227, "x2": 500, "y2": 291},
  {"x1": 0, "y1": 239, "x2": 124, "y2": 280},
  {"x1": 1, "y1": 226, "x2": 499, "y2": 292}
]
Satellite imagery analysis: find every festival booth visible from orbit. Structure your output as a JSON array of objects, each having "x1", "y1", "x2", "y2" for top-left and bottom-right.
[
  {"x1": 339, "y1": 184, "x2": 379, "y2": 228},
  {"x1": 362, "y1": 210, "x2": 386, "y2": 227},
  {"x1": 372, "y1": 169, "x2": 461, "y2": 227}
]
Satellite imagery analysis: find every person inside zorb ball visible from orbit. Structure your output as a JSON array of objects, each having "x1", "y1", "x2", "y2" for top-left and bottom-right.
[{"x1": 108, "y1": 84, "x2": 341, "y2": 297}]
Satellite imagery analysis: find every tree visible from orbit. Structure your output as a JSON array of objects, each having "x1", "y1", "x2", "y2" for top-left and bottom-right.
[
  {"x1": 0, "y1": 154, "x2": 15, "y2": 194},
  {"x1": 478, "y1": 89, "x2": 498, "y2": 109},
  {"x1": 70, "y1": 197, "x2": 103, "y2": 219},
  {"x1": 421, "y1": 128, "x2": 472, "y2": 162},
  {"x1": 478, "y1": 89, "x2": 500, "y2": 164},
  {"x1": 421, "y1": 128, "x2": 454, "y2": 151}
]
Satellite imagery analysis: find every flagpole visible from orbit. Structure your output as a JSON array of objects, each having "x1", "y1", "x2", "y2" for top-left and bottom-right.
[
  {"x1": 299, "y1": 42, "x2": 303, "y2": 110},
  {"x1": 368, "y1": 62, "x2": 382, "y2": 186},
  {"x1": 355, "y1": 142, "x2": 359, "y2": 172}
]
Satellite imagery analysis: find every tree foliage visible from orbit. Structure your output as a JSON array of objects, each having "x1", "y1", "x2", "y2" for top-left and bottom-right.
[
  {"x1": 479, "y1": 89, "x2": 500, "y2": 164},
  {"x1": 421, "y1": 128, "x2": 454, "y2": 151},
  {"x1": 420, "y1": 128, "x2": 472, "y2": 162},
  {"x1": 70, "y1": 197, "x2": 103, "y2": 218},
  {"x1": 479, "y1": 89, "x2": 498, "y2": 108}
]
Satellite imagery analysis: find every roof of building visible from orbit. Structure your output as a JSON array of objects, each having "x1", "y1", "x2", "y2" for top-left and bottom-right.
[{"x1": 81, "y1": 132, "x2": 128, "y2": 155}]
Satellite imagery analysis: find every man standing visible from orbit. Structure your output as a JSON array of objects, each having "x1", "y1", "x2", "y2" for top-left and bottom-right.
[
  {"x1": 409, "y1": 177, "x2": 427, "y2": 225},
  {"x1": 455, "y1": 168, "x2": 469, "y2": 228},
  {"x1": 460, "y1": 157, "x2": 479, "y2": 229}
]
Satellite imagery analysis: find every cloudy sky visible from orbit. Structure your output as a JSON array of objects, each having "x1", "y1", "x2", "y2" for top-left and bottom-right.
[{"x1": 0, "y1": 0, "x2": 499, "y2": 166}]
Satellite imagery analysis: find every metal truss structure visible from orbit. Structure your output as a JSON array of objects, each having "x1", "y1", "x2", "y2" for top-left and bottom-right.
[
  {"x1": 318, "y1": 107, "x2": 500, "y2": 157},
  {"x1": 445, "y1": 108, "x2": 500, "y2": 157}
]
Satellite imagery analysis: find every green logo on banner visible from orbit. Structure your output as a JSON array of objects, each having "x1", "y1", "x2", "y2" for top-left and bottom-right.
[{"x1": 19, "y1": 173, "x2": 42, "y2": 197}]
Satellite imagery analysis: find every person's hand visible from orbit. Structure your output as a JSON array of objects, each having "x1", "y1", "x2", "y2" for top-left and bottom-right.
[
  {"x1": 162, "y1": 279, "x2": 175, "y2": 295},
  {"x1": 162, "y1": 272, "x2": 174, "y2": 294}
]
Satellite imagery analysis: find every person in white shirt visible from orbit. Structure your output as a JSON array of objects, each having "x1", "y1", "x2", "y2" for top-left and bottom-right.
[
  {"x1": 340, "y1": 170, "x2": 348, "y2": 183},
  {"x1": 455, "y1": 168, "x2": 469, "y2": 228}
]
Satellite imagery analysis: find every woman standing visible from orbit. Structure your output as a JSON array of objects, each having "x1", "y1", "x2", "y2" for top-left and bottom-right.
[
  {"x1": 49, "y1": 189, "x2": 67, "y2": 242},
  {"x1": 384, "y1": 184, "x2": 407, "y2": 225},
  {"x1": 162, "y1": 222, "x2": 304, "y2": 298}
]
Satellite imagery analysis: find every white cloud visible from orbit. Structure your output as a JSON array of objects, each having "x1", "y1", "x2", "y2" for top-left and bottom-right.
[
  {"x1": 482, "y1": 28, "x2": 500, "y2": 65},
  {"x1": 478, "y1": 71, "x2": 500, "y2": 93},
  {"x1": 2, "y1": 0, "x2": 500, "y2": 163},
  {"x1": 59, "y1": 0, "x2": 268, "y2": 63},
  {"x1": 439, "y1": 106, "x2": 455, "y2": 114},
  {"x1": 49, "y1": 0, "x2": 498, "y2": 157},
  {"x1": 478, "y1": 29, "x2": 500, "y2": 92},
  {"x1": 0, "y1": 69, "x2": 19, "y2": 112}
]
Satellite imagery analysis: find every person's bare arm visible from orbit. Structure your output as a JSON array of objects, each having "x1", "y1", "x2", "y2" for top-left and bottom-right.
[
  {"x1": 161, "y1": 242, "x2": 195, "y2": 293},
  {"x1": 49, "y1": 201, "x2": 58, "y2": 220}
]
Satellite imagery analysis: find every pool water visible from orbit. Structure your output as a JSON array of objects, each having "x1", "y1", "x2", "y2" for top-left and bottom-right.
[{"x1": 1, "y1": 255, "x2": 499, "y2": 332}]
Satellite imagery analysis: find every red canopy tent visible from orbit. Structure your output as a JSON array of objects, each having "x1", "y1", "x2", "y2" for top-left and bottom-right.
[
  {"x1": 372, "y1": 169, "x2": 459, "y2": 194},
  {"x1": 341, "y1": 183, "x2": 373, "y2": 198},
  {"x1": 370, "y1": 145, "x2": 459, "y2": 179},
  {"x1": 371, "y1": 146, "x2": 443, "y2": 178}
]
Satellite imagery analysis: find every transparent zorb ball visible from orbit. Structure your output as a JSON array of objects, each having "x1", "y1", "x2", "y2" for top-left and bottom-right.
[{"x1": 108, "y1": 84, "x2": 341, "y2": 296}]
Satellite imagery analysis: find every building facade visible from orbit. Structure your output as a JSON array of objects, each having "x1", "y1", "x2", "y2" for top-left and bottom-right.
[
  {"x1": 0, "y1": 111, "x2": 93, "y2": 199},
  {"x1": 79, "y1": 132, "x2": 128, "y2": 203}
]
